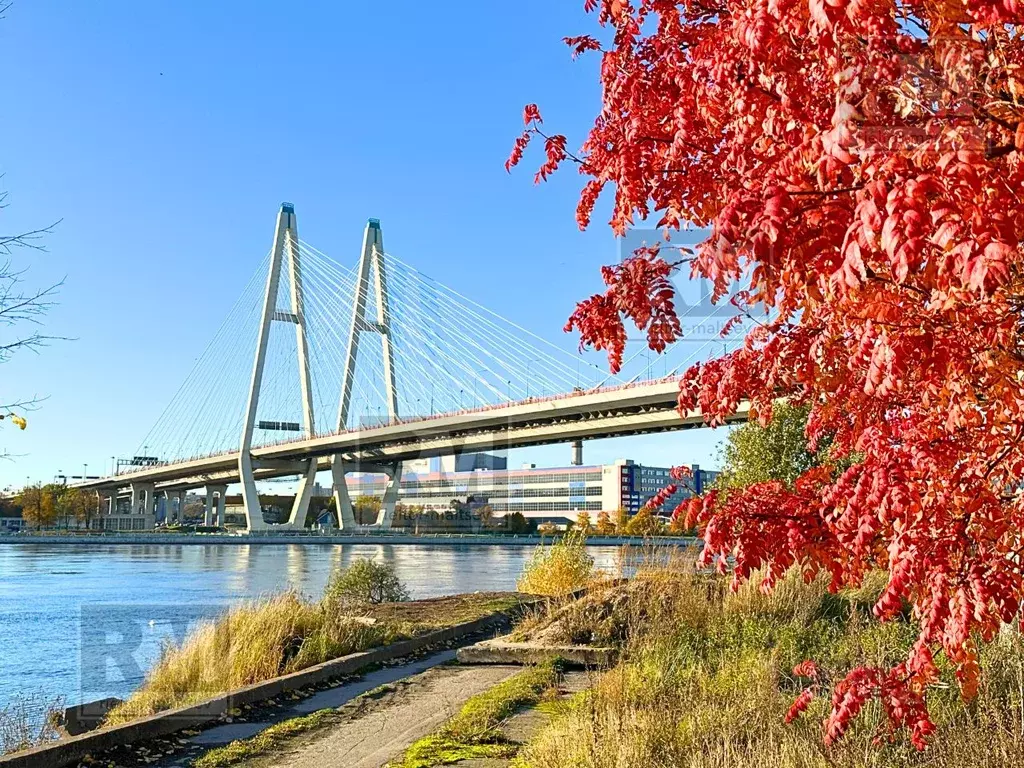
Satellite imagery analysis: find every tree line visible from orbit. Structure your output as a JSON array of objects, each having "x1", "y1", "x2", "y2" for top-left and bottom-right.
[{"x1": 2, "y1": 484, "x2": 98, "y2": 529}]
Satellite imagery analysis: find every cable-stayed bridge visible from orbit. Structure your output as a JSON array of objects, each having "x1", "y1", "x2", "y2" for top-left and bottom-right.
[{"x1": 78, "y1": 204, "x2": 748, "y2": 531}]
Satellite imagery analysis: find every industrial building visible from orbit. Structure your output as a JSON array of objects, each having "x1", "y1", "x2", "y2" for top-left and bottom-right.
[{"x1": 347, "y1": 457, "x2": 718, "y2": 526}]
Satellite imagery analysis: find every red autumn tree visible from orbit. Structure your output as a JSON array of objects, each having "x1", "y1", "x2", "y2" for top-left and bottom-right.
[{"x1": 509, "y1": 0, "x2": 1024, "y2": 749}]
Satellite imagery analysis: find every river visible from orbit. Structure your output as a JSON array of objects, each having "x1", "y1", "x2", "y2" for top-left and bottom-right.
[{"x1": 0, "y1": 542, "x2": 625, "y2": 718}]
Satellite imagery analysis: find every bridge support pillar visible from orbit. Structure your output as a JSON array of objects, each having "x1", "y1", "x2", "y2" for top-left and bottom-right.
[
  {"x1": 164, "y1": 490, "x2": 178, "y2": 525},
  {"x1": 209, "y1": 485, "x2": 228, "y2": 528},
  {"x1": 332, "y1": 461, "x2": 402, "y2": 531},
  {"x1": 204, "y1": 487, "x2": 214, "y2": 526},
  {"x1": 376, "y1": 463, "x2": 402, "y2": 529},
  {"x1": 286, "y1": 460, "x2": 317, "y2": 529},
  {"x1": 176, "y1": 490, "x2": 187, "y2": 524},
  {"x1": 331, "y1": 462, "x2": 359, "y2": 530},
  {"x1": 130, "y1": 483, "x2": 155, "y2": 527},
  {"x1": 107, "y1": 490, "x2": 119, "y2": 516},
  {"x1": 330, "y1": 219, "x2": 403, "y2": 530}
]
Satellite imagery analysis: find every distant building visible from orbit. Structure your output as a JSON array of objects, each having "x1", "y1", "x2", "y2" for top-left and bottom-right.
[
  {"x1": 347, "y1": 458, "x2": 718, "y2": 527},
  {"x1": 402, "y1": 452, "x2": 508, "y2": 474}
]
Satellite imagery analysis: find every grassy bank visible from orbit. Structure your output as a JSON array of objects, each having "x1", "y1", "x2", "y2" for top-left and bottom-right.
[
  {"x1": 104, "y1": 559, "x2": 523, "y2": 727},
  {"x1": 515, "y1": 557, "x2": 1024, "y2": 768}
]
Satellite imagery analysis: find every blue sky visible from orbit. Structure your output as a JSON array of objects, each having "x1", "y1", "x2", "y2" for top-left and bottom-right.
[{"x1": 0, "y1": 2, "x2": 732, "y2": 489}]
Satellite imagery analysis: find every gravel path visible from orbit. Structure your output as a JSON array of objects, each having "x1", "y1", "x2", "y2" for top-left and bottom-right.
[{"x1": 243, "y1": 664, "x2": 521, "y2": 768}]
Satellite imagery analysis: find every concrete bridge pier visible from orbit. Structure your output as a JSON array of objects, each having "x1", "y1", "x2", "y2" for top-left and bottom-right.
[
  {"x1": 163, "y1": 490, "x2": 178, "y2": 525},
  {"x1": 107, "y1": 490, "x2": 119, "y2": 516},
  {"x1": 332, "y1": 460, "x2": 403, "y2": 531},
  {"x1": 176, "y1": 490, "x2": 187, "y2": 524},
  {"x1": 204, "y1": 487, "x2": 214, "y2": 526},
  {"x1": 208, "y1": 485, "x2": 228, "y2": 527},
  {"x1": 130, "y1": 483, "x2": 153, "y2": 517}
]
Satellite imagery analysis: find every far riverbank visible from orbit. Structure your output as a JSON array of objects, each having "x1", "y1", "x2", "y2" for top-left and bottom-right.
[{"x1": 0, "y1": 532, "x2": 698, "y2": 547}]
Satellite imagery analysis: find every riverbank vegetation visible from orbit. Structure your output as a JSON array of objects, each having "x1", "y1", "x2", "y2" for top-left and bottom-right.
[
  {"x1": 515, "y1": 558, "x2": 1024, "y2": 768},
  {"x1": 516, "y1": 530, "x2": 597, "y2": 596},
  {"x1": 104, "y1": 560, "x2": 518, "y2": 726},
  {"x1": 0, "y1": 694, "x2": 64, "y2": 756}
]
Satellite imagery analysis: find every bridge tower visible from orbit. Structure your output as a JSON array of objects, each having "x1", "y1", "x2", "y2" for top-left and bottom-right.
[
  {"x1": 331, "y1": 218, "x2": 403, "y2": 530},
  {"x1": 238, "y1": 203, "x2": 317, "y2": 531}
]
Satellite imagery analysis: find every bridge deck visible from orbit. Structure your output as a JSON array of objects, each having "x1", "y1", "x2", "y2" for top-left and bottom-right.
[{"x1": 80, "y1": 380, "x2": 749, "y2": 493}]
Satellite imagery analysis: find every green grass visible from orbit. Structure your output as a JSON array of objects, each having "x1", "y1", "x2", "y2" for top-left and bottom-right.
[
  {"x1": 194, "y1": 708, "x2": 339, "y2": 768},
  {"x1": 391, "y1": 663, "x2": 559, "y2": 768}
]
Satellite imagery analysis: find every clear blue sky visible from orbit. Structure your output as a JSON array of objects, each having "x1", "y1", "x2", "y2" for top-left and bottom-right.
[{"x1": 0, "y1": 2, "x2": 731, "y2": 490}]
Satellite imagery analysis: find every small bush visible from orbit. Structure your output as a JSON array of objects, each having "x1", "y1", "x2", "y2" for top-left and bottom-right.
[
  {"x1": 517, "y1": 530, "x2": 595, "y2": 596},
  {"x1": 323, "y1": 558, "x2": 409, "y2": 605}
]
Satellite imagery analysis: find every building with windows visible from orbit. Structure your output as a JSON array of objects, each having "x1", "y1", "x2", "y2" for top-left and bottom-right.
[{"x1": 347, "y1": 458, "x2": 719, "y2": 526}]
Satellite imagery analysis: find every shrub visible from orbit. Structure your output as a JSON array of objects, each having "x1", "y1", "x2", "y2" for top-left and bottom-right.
[
  {"x1": 517, "y1": 530, "x2": 595, "y2": 596},
  {"x1": 323, "y1": 558, "x2": 409, "y2": 605}
]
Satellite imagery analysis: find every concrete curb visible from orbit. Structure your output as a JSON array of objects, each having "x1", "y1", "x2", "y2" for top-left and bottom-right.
[{"x1": 0, "y1": 612, "x2": 514, "y2": 768}]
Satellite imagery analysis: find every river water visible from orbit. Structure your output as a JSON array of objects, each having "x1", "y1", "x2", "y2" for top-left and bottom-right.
[{"x1": 0, "y1": 542, "x2": 625, "y2": 717}]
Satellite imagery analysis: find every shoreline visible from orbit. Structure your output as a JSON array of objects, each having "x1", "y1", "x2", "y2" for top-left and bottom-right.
[{"x1": 0, "y1": 532, "x2": 697, "y2": 547}]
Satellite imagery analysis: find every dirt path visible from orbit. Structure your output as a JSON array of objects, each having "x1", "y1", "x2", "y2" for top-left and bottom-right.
[{"x1": 242, "y1": 664, "x2": 521, "y2": 768}]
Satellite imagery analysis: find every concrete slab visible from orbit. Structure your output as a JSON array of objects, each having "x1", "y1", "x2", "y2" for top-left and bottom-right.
[{"x1": 457, "y1": 639, "x2": 617, "y2": 668}]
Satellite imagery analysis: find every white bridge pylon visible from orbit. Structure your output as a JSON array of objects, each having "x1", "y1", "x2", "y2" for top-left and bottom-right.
[
  {"x1": 330, "y1": 218, "x2": 402, "y2": 531},
  {"x1": 109, "y1": 203, "x2": 745, "y2": 531},
  {"x1": 240, "y1": 205, "x2": 401, "y2": 531}
]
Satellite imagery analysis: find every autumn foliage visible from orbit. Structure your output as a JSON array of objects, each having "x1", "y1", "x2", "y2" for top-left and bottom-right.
[{"x1": 509, "y1": 0, "x2": 1024, "y2": 749}]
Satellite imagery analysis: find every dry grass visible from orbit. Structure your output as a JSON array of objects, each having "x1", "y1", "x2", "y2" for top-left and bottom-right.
[
  {"x1": 516, "y1": 553, "x2": 1024, "y2": 768},
  {"x1": 517, "y1": 531, "x2": 598, "y2": 597},
  {"x1": 103, "y1": 575, "x2": 527, "y2": 729},
  {"x1": 104, "y1": 591, "x2": 401, "y2": 725}
]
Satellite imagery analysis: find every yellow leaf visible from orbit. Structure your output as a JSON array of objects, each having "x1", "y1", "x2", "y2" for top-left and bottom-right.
[{"x1": 10, "y1": 415, "x2": 27, "y2": 430}]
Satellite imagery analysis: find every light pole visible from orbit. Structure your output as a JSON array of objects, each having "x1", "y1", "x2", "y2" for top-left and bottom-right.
[{"x1": 525, "y1": 359, "x2": 538, "y2": 398}]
